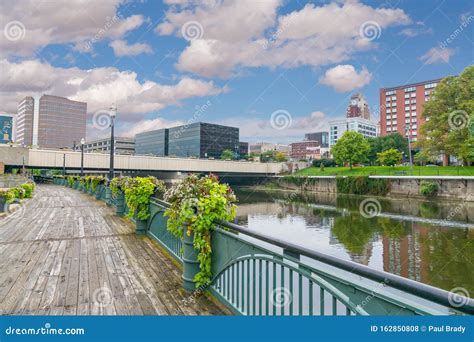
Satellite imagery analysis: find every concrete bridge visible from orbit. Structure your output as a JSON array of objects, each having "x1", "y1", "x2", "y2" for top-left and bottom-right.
[{"x1": 0, "y1": 146, "x2": 293, "y2": 177}]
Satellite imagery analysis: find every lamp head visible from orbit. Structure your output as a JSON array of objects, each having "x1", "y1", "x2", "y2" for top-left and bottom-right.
[
  {"x1": 80, "y1": 138, "x2": 85, "y2": 145},
  {"x1": 109, "y1": 103, "x2": 117, "y2": 118}
]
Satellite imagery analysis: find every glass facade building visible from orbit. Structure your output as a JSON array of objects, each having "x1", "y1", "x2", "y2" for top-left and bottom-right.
[
  {"x1": 135, "y1": 122, "x2": 239, "y2": 159},
  {"x1": 135, "y1": 129, "x2": 169, "y2": 156},
  {"x1": 0, "y1": 114, "x2": 14, "y2": 144}
]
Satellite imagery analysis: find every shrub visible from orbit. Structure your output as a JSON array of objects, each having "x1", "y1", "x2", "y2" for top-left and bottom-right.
[
  {"x1": 11, "y1": 186, "x2": 26, "y2": 200},
  {"x1": 0, "y1": 189, "x2": 15, "y2": 203},
  {"x1": 336, "y1": 176, "x2": 391, "y2": 196},
  {"x1": 20, "y1": 182, "x2": 35, "y2": 198},
  {"x1": 420, "y1": 180, "x2": 439, "y2": 197},
  {"x1": 312, "y1": 159, "x2": 336, "y2": 168},
  {"x1": 90, "y1": 176, "x2": 106, "y2": 192}
]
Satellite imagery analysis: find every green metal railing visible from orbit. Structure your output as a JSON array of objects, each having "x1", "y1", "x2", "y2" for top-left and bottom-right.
[{"x1": 52, "y1": 179, "x2": 474, "y2": 316}]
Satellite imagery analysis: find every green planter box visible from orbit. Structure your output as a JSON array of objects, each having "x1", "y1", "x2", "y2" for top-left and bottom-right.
[
  {"x1": 182, "y1": 228, "x2": 199, "y2": 291},
  {"x1": 135, "y1": 215, "x2": 147, "y2": 234},
  {"x1": 95, "y1": 185, "x2": 103, "y2": 200},
  {"x1": 74, "y1": 181, "x2": 79, "y2": 190},
  {"x1": 115, "y1": 192, "x2": 125, "y2": 216},
  {"x1": 0, "y1": 197, "x2": 8, "y2": 213}
]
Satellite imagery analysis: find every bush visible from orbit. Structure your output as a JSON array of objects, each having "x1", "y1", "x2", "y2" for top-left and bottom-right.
[
  {"x1": 20, "y1": 182, "x2": 35, "y2": 198},
  {"x1": 420, "y1": 180, "x2": 439, "y2": 197},
  {"x1": 312, "y1": 159, "x2": 336, "y2": 168},
  {"x1": 11, "y1": 186, "x2": 26, "y2": 200},
  {"x1": 336, "y1": 176, "x2": 391, "y2": 196},
  {"x1": 0, "y1": 189, "x2": 15, "y2": 203}
]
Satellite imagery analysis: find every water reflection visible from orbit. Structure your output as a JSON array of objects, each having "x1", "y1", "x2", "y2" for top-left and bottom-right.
[{"x1": 234, "y1": 188, "x2": 474, "y2": 293}]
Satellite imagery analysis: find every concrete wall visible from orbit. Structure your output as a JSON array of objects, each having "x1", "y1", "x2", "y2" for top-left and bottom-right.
[
  {"x1": 0, "y1": 175, "x2": 28, "y2": 188},
  {"x1": 0, "y1": 146, "x2": 287, "y2": 174},
  {"x1": 275, "y1": 176, "x2": 474, "y2": 202}
]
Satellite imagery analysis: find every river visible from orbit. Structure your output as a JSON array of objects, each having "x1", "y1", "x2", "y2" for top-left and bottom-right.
[{"x1": 233, "y1": 187, "x2": 474, "y2": 294}]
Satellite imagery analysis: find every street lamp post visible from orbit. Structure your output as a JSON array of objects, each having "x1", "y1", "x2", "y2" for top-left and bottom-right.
[
  {"x1": 80, "y1": 138, "x2": 85, "y2": 177},
  {"x1": 109, "y1": 104, "x2": 117, "y2": 181},
  {"x1": 63, "y1": 153, "x2": 66, "y2": 176}
]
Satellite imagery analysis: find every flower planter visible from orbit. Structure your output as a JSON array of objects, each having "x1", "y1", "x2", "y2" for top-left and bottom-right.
[
  {"x1": 135, "y1": 214, "x2": 148, "y2": 234},
  {"x1": 73, "y1": 181, "x2": 79, "y2": 190},
  {"x1": 182, "y1": 227, "x2": 200, "y2": 291},
  {"x1": 105, "y1": 187, "x2": 111, "y2": 205},
  {"x1": 95, "y1": 185, "x2": 103, "y2": 200},
  {"x1": 114, "y1": 192, "x2": 125, "y2": 216},
  {"x1": 0, "y1": 197, "x2": 8, "y2": 213}
]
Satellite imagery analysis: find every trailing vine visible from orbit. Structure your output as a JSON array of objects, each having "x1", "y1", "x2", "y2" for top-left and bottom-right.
[
  {"x1": 90, "y1": 176, "x2": 106, "y2": 192},
  {"x1": 110, "y1": 176, "x2": 166, "y2": 220},
  {"x1": 164, "y1": 174, "x2": 237, "y2": 288}
]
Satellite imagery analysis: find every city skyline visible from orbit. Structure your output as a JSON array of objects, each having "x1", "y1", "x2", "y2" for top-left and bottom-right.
[{"x1": 0, "y1": 0, "x2": 472, "y2": 144}]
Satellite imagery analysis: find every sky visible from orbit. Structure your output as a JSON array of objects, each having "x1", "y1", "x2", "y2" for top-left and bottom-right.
[{"x1": 0, "y1": 0, "x2": 473, "y2": 143}]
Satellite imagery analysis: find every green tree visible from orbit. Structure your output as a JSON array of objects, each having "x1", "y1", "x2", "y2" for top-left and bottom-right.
[
  {"x1": 367, "y1": 133, "x2": 409, "y2": 164},
  {"x1": 376, "y1": 148, "x2": 403, "y2": 166},
  {"x1": 331, "y1": 131, "x2": 370, "y2": 169},
  {"x1": 220, "y1": 149, "x2": 235, "y2": 160},
  {"x1": 274, "y1": 151, "x2": 288, "y2": 162},
  {"x1": 417, "y1": 65, "x2": 474, "y2": 165}
]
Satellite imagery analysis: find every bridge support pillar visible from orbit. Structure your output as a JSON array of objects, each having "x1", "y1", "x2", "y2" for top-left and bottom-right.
[{"x1": 182, "y1": 226, "x2": 199, "y2": 291}]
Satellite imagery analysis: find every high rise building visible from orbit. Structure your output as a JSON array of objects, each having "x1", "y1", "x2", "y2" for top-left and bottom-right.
[
  {"x1": 290, "y1": 141, "x2": 321, "y2": 160},
  {"x1": 379, "y1": 78, "x2": 441, "y2": 141},
  {"x1": 304, "y1": 132, "x2": 329, "y2": 147},
  {"x1": 16, "y1": 95, "x2": 86, "y2": 149},
  {"x1": 238, "y1": 142, "x2": 249, "y2": 157},
  {"x1": 328, "y1": 117, "x2": 377, "y2": 146},
  {"x1": 346, "y1": 93, "x2": 371, "y2": 120},
  {"x1": 0, "y1": 114, "x2": 15, "y2": 144}
]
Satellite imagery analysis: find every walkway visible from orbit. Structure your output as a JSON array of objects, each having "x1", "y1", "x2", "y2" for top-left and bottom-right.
[{"x1": 0, "y1": 185, "x2": 224, "y2": 315}]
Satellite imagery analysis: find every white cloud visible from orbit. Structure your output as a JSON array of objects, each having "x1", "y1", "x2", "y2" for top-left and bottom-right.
[
  {"x1": 420, "y1": 47, "x2": 456, "y2": 64},
  {"x1": 221, "y1": 111, "x2": 329, "y2": 144},
  {"x1": 0, "y1": 1, "x2": 147, "y2": 57},
  {"x1": 0, "y1": 59, "x2": 224, "y2": 138},
  {"x1": 319, "y1": 65, "x2": 372, "y2": 92},
  {"x1": 109, "y1": 40, "x2": 153, "y2": 56},
  {"x1": 124, "y1": 117, "x2": 184, "y2": 137},
  {"x1": 156, "y1": 0, "x2": 410, "y2": 78}
]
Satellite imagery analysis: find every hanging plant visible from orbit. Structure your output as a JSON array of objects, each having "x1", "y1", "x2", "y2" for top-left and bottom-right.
[
  {"x1": 164, "y1": 174, "x2": 237, "y2": 288},
  {"x1": 110, "y1": 176, "x2": 166, "y2": 220},
  {"x1": 91, "y1": 176, "x2": 106, "y2": 192}
]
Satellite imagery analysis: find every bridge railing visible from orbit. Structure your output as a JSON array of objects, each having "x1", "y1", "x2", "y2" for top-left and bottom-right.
[
  {"x1": 52, "y1": 180, "x2": 474, "y2": 316},
  {"x1": 147, "y1": 199, "x2": 474, "y2": 316}
]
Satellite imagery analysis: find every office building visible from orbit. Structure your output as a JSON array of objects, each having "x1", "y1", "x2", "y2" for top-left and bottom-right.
[
  {"x1": 329, "y1": 117, "x2": 377, "y2": 146},
  {"x1": 135, "y1": 122, "x2": 239, "y2": 159},
  {"x1": 75, "y1": 137, "x2": 135, "y2": 155},
  {"x1": 168, "y1": 122, "x2": 239, "y2": 158},
  {"x1": 16, "y1": 95, "x2": 86, "y2": 149},
  {"x1": 379, "y1": 78, "x2": 442, "y2": 141},
  {"x1": 0, "y1": 114, "x2": 15, "y2": 144},
  {"x1": 304, "y1": 132, "x2": 329, "y2": 147},
  {"x1": 249, "y1": 142, "x2": 290, "y2": 155},
  {"x1": 239, "y1": 142, "x2": 249, "y2": 157},
  {"x1": 135, "y1": 129, "x2": 169, "y2": 156},
  {"x1": 290, "y1": 141, "x2": 320, "y2": 160},
  {"x1": 346, "y1": 93, "x2": 371, "y2": 120}
]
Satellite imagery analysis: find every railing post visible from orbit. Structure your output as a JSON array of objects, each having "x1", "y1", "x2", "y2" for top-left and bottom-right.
[{"x1": 182, "y1": 226, "x2": 199, "y2": 291}]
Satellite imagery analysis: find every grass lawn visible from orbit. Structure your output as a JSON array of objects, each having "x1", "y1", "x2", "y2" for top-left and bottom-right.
[{"x1": 295, "y1": 165, "x2": 474, "y2": 177}]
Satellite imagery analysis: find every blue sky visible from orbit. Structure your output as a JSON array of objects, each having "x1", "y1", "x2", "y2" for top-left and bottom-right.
[{"x1": 1, "y1": 0, "x2": 473, "y2": 143}]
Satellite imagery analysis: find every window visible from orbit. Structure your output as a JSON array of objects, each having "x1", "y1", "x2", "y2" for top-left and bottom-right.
[
  {"x1": 404, "y1": 86, "x2": 416, "y2": 92},
  {"x1": 411, "y1": 112, "x2": 417, "y2": 116},
  {"x1": 411, "y1": 99, "x2": 416, "y2": 104},
  {"x1": 385, "y1": 90, "x2": 396, "y2": 96},
  {"x1": 405, "y1": 100, "x2": 410, "y2": 104},
  {"x1": 425, "y1": 82, "x2": 437, "y2": 89},
  {"x1": 405, "y1": 106, "x2": 410, "y2": 111},
  {"x1": 411, "y1": 93, "x2": 416, "y2": 97},
  {"x1": 411, "y1": 118, "x2": 417, "y2": 123},
  {"x1": 391, "y1": 96, "x2": 396, "y2": 101},
  {"x1": 404, "y1": 94, "x2": 410, "y2": 99},
  {"x1": 391, "y1": 114, "x2": 397, "y2": 119},
  {"x1": 411, "y1": 105, "x2": 416, "y2": 110}
]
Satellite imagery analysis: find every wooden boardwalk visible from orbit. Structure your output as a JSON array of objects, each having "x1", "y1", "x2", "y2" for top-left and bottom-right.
[{"x1": 0, "y1": 185, "x2": 224, "y2": 315}]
